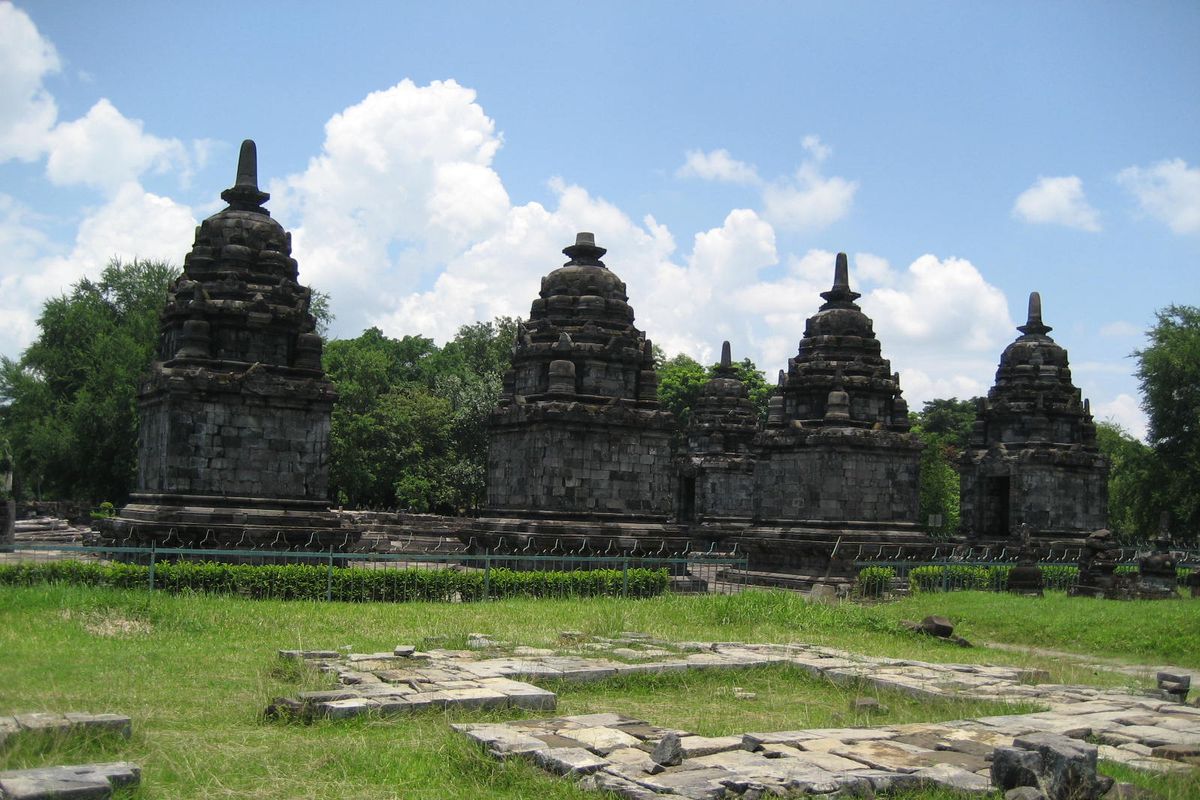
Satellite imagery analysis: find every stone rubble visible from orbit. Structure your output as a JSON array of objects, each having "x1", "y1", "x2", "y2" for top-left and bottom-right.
[
  {"x1": 268, "y1": 635, "x2": 1197, "y2": 796},
  {"x1": 0, "y1": 762, "x2": 140, "y2": 800},
  {"x1": 0, "y1": 713, "x2": 138, "y2": 799},
  {"x1": 0, "y1": 712, "x2": 131, "y2": 748}
]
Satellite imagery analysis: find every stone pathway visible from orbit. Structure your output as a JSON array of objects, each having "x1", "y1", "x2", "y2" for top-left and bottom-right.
[
  {"x1": 272, "y1": 635, "x2": 1199, "y2": 798},
  {"x1": 0, "y1": 712, "x2": 138, "y2": 799}
]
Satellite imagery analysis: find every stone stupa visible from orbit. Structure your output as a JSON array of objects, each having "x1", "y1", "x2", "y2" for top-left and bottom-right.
[
  {"x1": 465, "y1": 233, "x2": 686, "y2": 554},
  {"x1": 744, "y1": 253, "x2": 926, "y2": 572},
  {"x1": 960, "y1": 292, "x2": 1108, "y2": 540},
  {"x1": 105, "y1": 140, "x2": 346, "y2": 549},
  {"x1": 677, "y1": 341, "x2": 759, "y2": 526}
]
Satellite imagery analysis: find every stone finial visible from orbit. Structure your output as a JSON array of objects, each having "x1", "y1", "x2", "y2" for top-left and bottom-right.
[
  {"x1": 562, "y1": 232, "x2": 607, "y2": 267},
  {"x1": 777, "y1": 369, "x2": 786, "y2": 388},
  {"x1": 220, "y1": 139, "x2": 271, "y2": 212},
  {"x1": 1017, "y1": 291, "x2": 1053, "y2": 336},
  {"x1": 819, "y1": 252, "x2": 862, "y2": 307},
  {"x1": 714, "y1": 340, "x2": 738, "y2": 376}
]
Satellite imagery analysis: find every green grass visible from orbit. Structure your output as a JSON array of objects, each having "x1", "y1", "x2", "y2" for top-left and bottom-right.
[
  {"x1": 876, "y1": 590, "x2": 1200, "y2": 668},
  {"x1": 0, "y1": 585, "x2": 1196, "y2": 798}
]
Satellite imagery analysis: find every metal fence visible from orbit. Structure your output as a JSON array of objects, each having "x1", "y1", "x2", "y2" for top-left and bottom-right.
[
  {"x1": 852, "y1": 551, "x2": 1199, "y2": 598},
  {"x1": 0, "y1": 543, "x2": 748, "y2": 602}
]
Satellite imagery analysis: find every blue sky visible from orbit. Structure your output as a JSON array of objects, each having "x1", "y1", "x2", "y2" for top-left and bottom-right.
[{"x1": 2, "y1": 1, "x2": 1198, "y2": 438}]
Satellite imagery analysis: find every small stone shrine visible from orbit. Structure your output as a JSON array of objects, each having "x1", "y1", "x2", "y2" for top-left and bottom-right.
[
  {"x1": 960, "y1": 293, "x2": 1108, "y2": 541},
  {"x1": 1137, "y1": 536, "x2": 1179, "y2": 599},
  {"x1": 676, "y1": 341, "x2": 758, "y2": 526},
  {"x1": 104, "y1": 141, "x2": 344, "y2": 548},
  {"x1": 467, "y1": 233, "x2": 682, "y2": 553},
  {"x1": 745, "y1": 254, "x2": 924, "y2": 570},
  {"x1": 1070, "y1": 529, "x2": 1127, "y2": 599},
  {"x1": 1005, "y1": 523, "x2": 1044, "y2": 596}
]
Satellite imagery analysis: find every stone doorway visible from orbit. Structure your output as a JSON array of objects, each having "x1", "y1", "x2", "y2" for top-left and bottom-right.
[{"x1": 981, "y1": 476, "x2": 1010, "y2": 538}]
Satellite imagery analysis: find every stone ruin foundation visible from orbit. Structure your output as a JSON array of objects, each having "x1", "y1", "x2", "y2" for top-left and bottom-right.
[{"x1": 103, "y1": 141, "x2": 348, "y2": 551}]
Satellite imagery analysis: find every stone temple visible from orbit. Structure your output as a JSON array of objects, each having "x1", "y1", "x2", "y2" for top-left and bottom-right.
[
  {"x1": 676, "y1": 341, "x2": 759, "y2": 526},
  {"x1": 105, "y1": 141, "x2": 344, "y2": 548},
  {"x1": 742, "y1": 253, "x2": 925, "y2": 570},
  {"x1": 467, "y1": 233, "x2": 684, "y2": 553},
  {"x1": 960, "y1": 292, "x2": 1108, "y2": 540}
]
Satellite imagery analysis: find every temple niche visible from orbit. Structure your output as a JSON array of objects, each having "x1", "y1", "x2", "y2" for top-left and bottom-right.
[
  {"x1": 105, "y1": 141, "x2": 344, "y2": 548},
  {"x1": 745, "y1": 254, "x2": 924, "y2": 570},
  {"x1": 468, "y1": 233, "x2": 682, "y2": 552},
  {"x1": 677, "y1": 341, "x2": 759, "y2": 526},
  {"x1": 960, "y1": 292, "x2": 1108, "y2": 540}
]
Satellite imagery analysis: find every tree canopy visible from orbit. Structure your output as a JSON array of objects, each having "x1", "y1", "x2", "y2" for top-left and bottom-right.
[
  {"x1": 322, "y1": 318, "x2": 518, "y2": 512},
  {"x1": 1135, "y1": 304, "x2": 1200, "y2": 538},
  {"x1": 0, "y1": 259, "x2": 179, "y2": 502},
  {"x1": 909, "y1": 398, "x2": 979, "y2": 537}
]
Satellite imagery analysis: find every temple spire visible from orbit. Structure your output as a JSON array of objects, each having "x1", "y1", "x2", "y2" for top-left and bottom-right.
[
  {"x1": 819, "y1": 252, "x2": 862, "y2": 308},
  {"x1": 720, "y1": 341, "x2": 732, "y2": 369},
  {"x1": 562, "y1": 231, "x2": 607, "y2": 267},
  {"x1": 1017, "y1": 291, "x2": 1053, "y2": 337},
  {"x1": 220, "y1": 139, "x2": 270, "y2": 212}
]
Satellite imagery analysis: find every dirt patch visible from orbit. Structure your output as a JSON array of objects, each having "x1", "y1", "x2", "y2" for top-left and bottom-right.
[{"x1": 59, "y1": 608, "x2": 153, "y2": 637}]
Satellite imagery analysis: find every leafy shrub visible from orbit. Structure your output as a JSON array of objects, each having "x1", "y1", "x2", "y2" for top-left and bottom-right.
[
  {"x1": 1040, "y1": 565, "x2": 1079, "y2": 591},
  {"x1": 855, "y1": 566, "x2": 895, "y2": 597},
  {"x1": 89, "y1": 502, "x2": 116, "y2": 520},
  {"x1": 908, "y1": 563, "x2": 1080, "y2": 592},
  {"x1": 0, "y1": 559, "x2": 669, "y2": 603}
]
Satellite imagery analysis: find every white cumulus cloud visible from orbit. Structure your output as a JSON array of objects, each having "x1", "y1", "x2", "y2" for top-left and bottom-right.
[
  {"x1": 676, "y1": 149, "x2": 760, "y2": 184},
  {"x1": 270, "y1": 78, "x2": 510, "y2": 314},
  {"x1": 761, "y1": 137, "x2": 857, "y2": 231},
  {"x1": 0, "y1": 2, "x2": 60, "y2": 161},
  {"x1": 1012, "y1": 175, "x2": 1101, "y2": 232},
  {"x1": 1117, "y1": 158, "x2": 1200, "y2": 235},
  {"x1": 45, "y1": 99, "x2": 190, "y2": 193}
]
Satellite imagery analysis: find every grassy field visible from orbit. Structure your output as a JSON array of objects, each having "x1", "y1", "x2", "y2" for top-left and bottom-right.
[{"x1": 0, "y1": 585, "x2": 1197, "y2": 799}]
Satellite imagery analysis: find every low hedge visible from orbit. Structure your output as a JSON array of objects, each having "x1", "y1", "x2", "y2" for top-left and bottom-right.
[
  {"x1": 854, "y1": 566, "x2": 895, "y2": 596},
  {"x1": 908, "y1": 564, "x2": 1080, "y2": 592},
  {"x1": 0, "y1": 560, "x2": 670, "y2": 602}
]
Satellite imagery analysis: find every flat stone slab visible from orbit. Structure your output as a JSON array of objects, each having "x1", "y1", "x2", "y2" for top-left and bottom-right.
[
  {"x1": 0, "y1": 762, "x2": 140, "y2": 799},
  {"x1": 0, "y1": 713, "x2": 131, "y2": 743}
]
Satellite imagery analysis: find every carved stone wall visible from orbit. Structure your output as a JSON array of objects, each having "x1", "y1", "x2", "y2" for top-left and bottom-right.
[
  {"x1": 487, "y1": 409, "x2": 673, "y2": 517},
  {"x1": 755, "y1": 430, "x2": 921, "y2": 523}
]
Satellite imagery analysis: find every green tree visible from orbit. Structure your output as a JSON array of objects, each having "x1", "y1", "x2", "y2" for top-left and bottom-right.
[
  {"x1": 909, "y1": 398, "x2": 978, "y2": 537},
  {"x1": 322, "y1": 318, "x2": 518, "y2": 512},
  {"x1": 656, "y1": 353, "x2": 707, "y2": 429},
  {"x1": 913, "y1": 397, "x2": 977, "y2": 449},
  {"x1": 1094, "y1": 421, "x2": 1159, "y2": 541},
  {"x1": 0, "y1": 259, "x2": 178, "y2": 502},
  {"x1": 1135, "y1": 305, "x2": 1200, "y2": 539}
]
